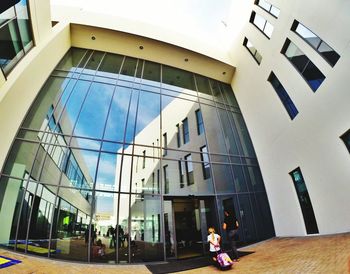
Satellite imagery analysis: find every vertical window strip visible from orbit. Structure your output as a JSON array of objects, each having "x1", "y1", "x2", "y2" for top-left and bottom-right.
[
  {"x1": 291, "y1": 20, "x2": 340, "y2": 67},
  {"x1": 182, "y1": 118, "x2": 189, "y2": 144},
  {"x1": 243, "y1": 37, "x2": 262, "y2": 65},
  {"x1": 268, "y1": 72, "x2": 298, "y2": 120}
]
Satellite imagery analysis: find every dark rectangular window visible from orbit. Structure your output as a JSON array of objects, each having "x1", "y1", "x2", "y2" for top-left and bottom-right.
[
  {"x1": 200, "y1": 146, "x2": 211, "y2": 180},
  {"x1": 249, "y1": 11, "x2": 274, "y2": 39},
  {"x1": 163, "y1": 132, "x2": 167, "y2": 156},
  {"x1": 182, "y1": 118, "x2": 189, "y2": 144},
  {"x1": 254, "y1": 0, "x2": 280, "y2": 18},
  {"x1": 178, "y1": 160, "x2": 184, "y2": 188},
  {"x1": 281, "y1": 39, "x2": 325, "y2": 92},
  {"x1": 184, "y1": 154, "x2": 194, "y2": 186},
  {"x1": 243, "y1": 37, "x2": 262, "y2": 65},
  {"x1": 142, "y1": 150, "x2": 146, "y2": 169},
  {"x1": 291, "y1": 20, "x2": 340, "y2": 67},
  {"x1": 268, "y1": 72, "x2": 298, "y2": 120},
  {"x1": 163, "y1": 165, "x2": 169, "y2": 194},
  {"x1": 340, "y1": 129, "x2": 350, "y2": 153},
  {"x1": 289, "y1": 167, "x2": 319, "y2": 234},
  {"x1": 176, "y1": 124, "x2": 181, "y2": 147},
  {"x1": 195, "y1": 109, "x2": 204, "y2": 135}
]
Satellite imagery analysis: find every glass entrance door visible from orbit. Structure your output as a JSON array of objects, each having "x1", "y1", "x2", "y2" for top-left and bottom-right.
[{"x1": 164, "y1": 197, "x2": 217, "y2": 260}]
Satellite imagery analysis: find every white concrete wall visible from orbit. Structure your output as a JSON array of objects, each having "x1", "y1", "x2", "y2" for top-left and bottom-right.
[{"x1": 229, "y1": 0, "x2": 350, "y2": 236}]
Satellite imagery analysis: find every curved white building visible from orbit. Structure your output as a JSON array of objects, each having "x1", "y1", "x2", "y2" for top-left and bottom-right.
[{"x1": 0, "y1": 0, "x2": 349, "y2": 263}]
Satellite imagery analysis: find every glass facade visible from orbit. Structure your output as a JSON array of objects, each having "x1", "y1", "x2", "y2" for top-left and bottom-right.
[
  {"x1": 0, "y1": 0, "x2": 33, "y2": 76},
  {"x1": 0, "y1": 47, "x2": 274, "y2": 263}
]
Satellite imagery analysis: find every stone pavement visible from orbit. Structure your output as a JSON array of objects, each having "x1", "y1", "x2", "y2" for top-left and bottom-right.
[{"x1": 1, "y1": 232, "x2": 349, "y2": 274}]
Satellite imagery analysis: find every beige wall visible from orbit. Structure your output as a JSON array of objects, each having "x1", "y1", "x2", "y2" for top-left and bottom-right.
[{"x1": 230, "y1": 0, "x2": 350, "y2": 236}]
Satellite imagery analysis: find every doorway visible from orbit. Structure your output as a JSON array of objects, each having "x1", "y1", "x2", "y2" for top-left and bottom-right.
[{"x1": 164, "y1": 197, "x2": 217, "y2": 259}]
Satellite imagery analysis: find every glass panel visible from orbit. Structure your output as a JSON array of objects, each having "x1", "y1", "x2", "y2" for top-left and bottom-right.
[
  {"x1": 284, "y1": 41, "x2": 309, "y2": 72},
  {"x1": 318, "y1": 41, "x2": 340, "y2": 66},
  {"x1": 232, "y1": 165, "x2": 248, "y2": 192},
  {"x1": 73, "y1": 82, "x2": 114, "y2": 139},
  {"x1": 212, "y1": 163, "x2": 235, "y2": 193},
  {"x1": 55, "y1": 48, "x2": 87, "y2": 72},
  {"x1": 162, "y1": 65, "x2": 196, "y2": 93},
  {"x1": 231, "y1": 113, "x2": 255, "y2": 157},
  {"x1": 119, "y1": 56, "x2": 137, "y2": 81},
  {"x1": 83, "y1": 51, "x2": 104, "y2": 75},
  {"x1": 50, "y1": 187, "x2": 92, "y2": 262},
  {"x1": 117, "y1": 193, "x2": 129, "y2": 263},
  {"x1": 264, "y1": 21, "x2": 274, "y2": 38},
  {"x1": 118, "y1": 154, "x2": 132, "y2": 193},
  {"x1": 251, "y1": 193, "x2": 275, "y2": 240},
  {"x1": 91, "y1": 192, "x2": 118, "y2": 262},
  {"x1": 0, "y1": 177, "x2": 25, "y2": 249},
  {"x1": 95, "y1": 152, "x2": 119, "y2": 192},
  {"x1": 3, "y1": 140, "x2": 39, "y2": 178},
  {"x1": 257, "y1": 0, "x2": 271, "y2": 10},
  {"x1": 142, "y1": 61, "x2": 161, "y2": 86},
  {"x1": 26, "y1": 184, "x2": 56, "y2": 257},
  {"x1": 0, "y1": 20, "x2": 24, "y2": 74},
  {"x1": 104, "y1": 86, "x2": 132, "y2": 144},
  {"x1": 237, "y1": 194, "x2": 257, "y2": 243},
  {"x1": 124, "y1": 90, "x2": 139, "y2": 145},
  {"x1": 195, "y1": 74, "x2": 212, "y2": 99},
  {"x1": 58, "y1": 80, "x2": 92, "y2": 136},
  {"x1": 97, "y1": 53, "x2": 123, "y2": 78},
  {"x1": 302, "y1": 61, "x2": 325, "y2": 91},
  {"x1": 15, "y1": 0, "x2": 33, "y2": 51},
  {"x1": 134, "y1": 91, "x2": 160, "y2": 145},
  {"x1": 0, "y1": 7, "x2": 15, "y2": 25},
  {"x1": 295, "y1": 23, "x2": 321, "y2": 48},
  {"x1": 130, "y1": 194, "x2": 163, "y2": 262},
  {"x1": 201, "y1": 104, "x2": 227, "y2": 154},
  {"x1": 217, "y1": 108, "x2": 239, "y2": 155},
  {"x1": 270, "y1": 6, "x2": 280, "y2": 17},
  {"x1": 253, "y1": 13, "x2": 266, "y2": 31}
]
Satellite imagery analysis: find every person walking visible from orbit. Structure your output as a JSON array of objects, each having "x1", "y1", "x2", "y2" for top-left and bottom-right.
[{"x1": 223, "y1": 209, "x2": 239, "y2": 261}]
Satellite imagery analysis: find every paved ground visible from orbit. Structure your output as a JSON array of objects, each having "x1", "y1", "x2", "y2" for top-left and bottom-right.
[{"x1": 1, "y1": 232, "x2": 349, "y2": 273}]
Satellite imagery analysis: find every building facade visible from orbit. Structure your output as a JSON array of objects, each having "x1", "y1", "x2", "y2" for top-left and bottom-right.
[{"x1": 0, "y1": 0, "x2": 349, "y2": 264}]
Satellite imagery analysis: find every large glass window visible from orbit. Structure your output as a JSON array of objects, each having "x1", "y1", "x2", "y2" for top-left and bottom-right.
[
  {"x1": 249, "y1": 11, "x2": 274, "y2": 38},
  {"x1": 281, "y1": 39, "x2": 325, "y2": 92},
  {"x1": 289, "y1": 168, "x2": 319, "y2": 234},
  {"x1": 291, "y1": 20, "x2": 340, "y2": 67},
  {"x1": 0, "y1": 47, "x2": 274, "y2": 263},
  {"x1": 268, "y1": 72, "x2": 299, "y2": 120}
]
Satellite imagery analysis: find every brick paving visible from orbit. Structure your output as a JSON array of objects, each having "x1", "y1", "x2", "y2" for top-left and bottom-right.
[{"x1": 0, "y1": 233, "x2": 349, "y2": 274}]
